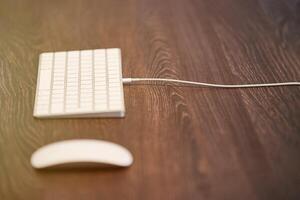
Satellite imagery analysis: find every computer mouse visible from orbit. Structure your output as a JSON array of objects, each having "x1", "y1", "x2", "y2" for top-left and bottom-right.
[{"x1": 31, "y1": 139, "x2": 133, "y2": 169}]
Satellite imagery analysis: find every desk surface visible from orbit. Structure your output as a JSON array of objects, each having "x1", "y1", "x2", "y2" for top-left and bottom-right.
[{"x1": 0, "y1": 0, "x2": 300, "y2": 199}]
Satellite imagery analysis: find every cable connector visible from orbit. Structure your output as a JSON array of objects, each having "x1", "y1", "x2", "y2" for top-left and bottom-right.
[{"x1": 122, "y1": 78, "x2": 132, "y2": 84}]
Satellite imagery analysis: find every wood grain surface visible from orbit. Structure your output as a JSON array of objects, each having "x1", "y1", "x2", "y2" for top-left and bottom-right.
[{"x1": 0, "y1": 0, "x2": 300, "y2": 199}]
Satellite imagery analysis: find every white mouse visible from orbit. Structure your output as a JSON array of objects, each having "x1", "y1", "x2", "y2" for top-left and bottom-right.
[{"x1": 31, "y1": 139, "x2": 133, "y2": 169}]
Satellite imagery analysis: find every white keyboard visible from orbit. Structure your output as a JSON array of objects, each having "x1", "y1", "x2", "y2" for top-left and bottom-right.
[{"x1": 34, "y1": 48, "x2": 125, "y2": 118}]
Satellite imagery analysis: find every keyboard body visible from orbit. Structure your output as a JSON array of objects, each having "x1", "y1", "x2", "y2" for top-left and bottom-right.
[{"x1": 34, "y1": 48, "x2": 125, "y2": 118}]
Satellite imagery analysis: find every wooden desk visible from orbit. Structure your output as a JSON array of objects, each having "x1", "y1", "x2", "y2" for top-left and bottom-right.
[{"x1": 0, "y1": 0, "x2": 299, "y2": 199}]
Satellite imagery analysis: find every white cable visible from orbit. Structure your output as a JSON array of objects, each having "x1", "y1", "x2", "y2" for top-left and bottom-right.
[{"x1": 122, "y1": 78, "x2": 300, "y2": 88}]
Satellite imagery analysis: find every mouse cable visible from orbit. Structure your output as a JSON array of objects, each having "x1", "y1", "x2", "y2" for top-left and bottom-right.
[{"x1": 122, "y1": 78, "x2": 300, "y2": 88}]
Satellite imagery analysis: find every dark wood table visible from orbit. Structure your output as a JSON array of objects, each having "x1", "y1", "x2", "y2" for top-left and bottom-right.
[{"x1": 0, "y1": 0, "x2": 299, "y2": 199}]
